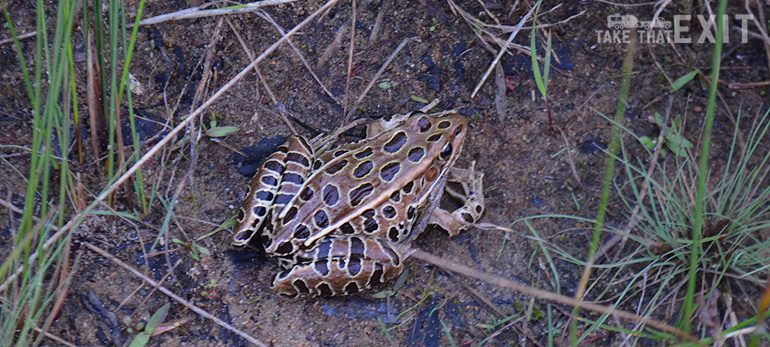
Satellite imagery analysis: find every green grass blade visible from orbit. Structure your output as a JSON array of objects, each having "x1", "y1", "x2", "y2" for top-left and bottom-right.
[
  {"x1": 682, "y1": 0, "x2": 727, "y2": 334},
  {"x1": 669, "y1": 70, "x2": 699, "y2": 92},
  {"x1": 543, "y1": 29, "x2": 551, "y2": 90},
  {"x1": 0, "y1": 2, "x2": 35, "y2": 104},
  {"x1": 529, "y1": 2, "x2": 546, "y2": 100},
  {"x1": 569, "y1": 34, "x2": 636, "y2": 346}
]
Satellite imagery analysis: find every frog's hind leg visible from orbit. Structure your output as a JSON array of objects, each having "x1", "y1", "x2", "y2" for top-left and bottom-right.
[
  {"x1": 429, "y1": 161, "x2": 485, "y2": 237},
  {"x1": 271, "y1": 236, "x2": 404, "y2": 297}
]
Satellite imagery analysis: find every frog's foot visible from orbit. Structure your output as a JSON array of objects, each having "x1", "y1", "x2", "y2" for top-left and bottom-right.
[
  {"x1": 429, "y1": 161, "x2": 485, "y2": 237},
  {"x1": 271, "y1": 236, "x2": 404, "y2": 297}
]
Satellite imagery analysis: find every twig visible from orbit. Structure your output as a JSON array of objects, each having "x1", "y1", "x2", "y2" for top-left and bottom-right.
[
  {"x1": 344, "y1": 37, "x2": 416, "y2": 122},
  {"x1": 487, "y1": 9, "x2": 586, "y2": 33},
  {"x1": 0, "y1": 201, "x2": 60, "y2": 293},
  {"x1": 449, "y1": 272, "x2": 544, "y2": 347},
  {"x1": 470, "y1": 2, "x2": 537, "y2": 98},
  {"x1": 409, "y1": 248, "x2": 696, "y2": 341},
  {"x1": 135, "y1": 0, "x2": 296, "y2": 26},
  {"x1": 729, "y1": 80, "x2": 770, "y2": 89},
  {"x1": 368, "y1": 0, "x2": 390, "y2": 44},
  {"x1": 484, "y1": 316, "x2": 525, "y2": 345},
  {"x1": 134, "y1": 259, "x2": 183, "y2": 318},
  {"x1": 0, "y1": 31, "x2": 36, "y2": 46},
  {"x1": 343, "y1": 0, "x2": 357, "y2": 118},
  {"x1": 588, "y1": 0, "x2": 658, "y2": 6},
  {"x1": 494, "y1": 63, "x2": 507, "y2": 121},
  {"x1": 650, "y1": 0, "x2": 673, "y2": 39},
  {"x1": 38, "y1": 246, "x2": 81, "y2": 346},
  {"x1": 558, "y1": 129, "x2": 582, "y2": 185},
  {"x1": 32, "y1": 326, "x2": 78, "y2": 347},
  {"x1": 745, "y1": 0, "x2": 770, "y2": 76},
  {"x1": 256, "y1": 10, "x2": 340, "y2": 106},
  {"x1": 87, "y1": 29, "x2": 106, "y2": 161},
  {"x1": 84, "y1": 242, "x2": 267, "y2": 347},
  {"x1": 0, "y1": 1, "x2": 297, "y2": 46},
  {"x1": 317, "y1": 23, "x2": 348, "y2": 70}
]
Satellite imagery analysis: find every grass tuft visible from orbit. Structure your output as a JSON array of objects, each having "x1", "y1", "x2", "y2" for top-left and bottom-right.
[{"x1": 1, "y1": 0, "x2": 148, "y2": 344}]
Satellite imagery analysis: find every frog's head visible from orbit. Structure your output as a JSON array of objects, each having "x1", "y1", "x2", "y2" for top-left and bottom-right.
[{"x1": 403, "y1": 110, "x2": 469, "y2": 174}]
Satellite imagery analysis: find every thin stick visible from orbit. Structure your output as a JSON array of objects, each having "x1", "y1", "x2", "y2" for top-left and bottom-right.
[
  {"x1": 344, "y1": 37, "x2": 415, "y2": 122},
  {"x1": 256, "y1": 10, "x2": 340, "y2": 105},
  {"x1": 135, "y1": 0, "x2": 296, "y2": 26},
  {"x1": 588, "y1": 0, "x2": 657, "y2": 6},
  {"x1": 368, "y1": 0, "x2": 389, "y2": 44},
  {"x1": 134, "y1": 259, "x2": 182, "y2": 318},
  {"x1": 0, "y1": 1, "x2": 297, "y2": 47},
  {"x1": 409, "y1": 248, "x2": 696, "y2": 341},
  {"x1": 33, "y1": 326, "x2": 78, "y2": 347},
  {"x1": 470, "y1": 2, "x2": 537, "y2": 98},
  {"x1": 0, "y1": 31, "x2": 37, "y2": 46},
  {"x1": 342, "y1": 0, "x2": 357, "y2": 118},
  {"x1": 84, "y1": 242, "x2": 267, "y2": 347}
]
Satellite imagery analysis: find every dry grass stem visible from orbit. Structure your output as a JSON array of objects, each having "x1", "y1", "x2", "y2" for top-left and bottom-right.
[
  {"x1": 450, "y1": 272, "x2": 545, "y2": 347},
  {"x1": 650, "y1": 0, "x2": 673, "y2": 36},
  {"x1": 0, "y1": 31, "x2": 36, "y2": 45},
  {"x1": 368, "y1": 0, "x2": 390, "y2": 44},
  {"x1": 136, "y1": 0, "x2": 296, "y2": 26},
  {"x1": 409, "y1": 248, "x2": 695, "y2": 341},
  {"x1": 32, "y1": 326, "x2": 78, "y2": 347},
  {"x1": 344, "y1": 37, "x2": 416, "y2": 122},
  {"x1": 86, "y1": 29, "x2": 106, "y2": 161},
  {"x1": 37, "y1": 246, "x2": 81, "y2": 346},
  {"x1": 494, "y1": 63, "x2": 508, "y2": 121},
  {"x1": 256, "y1": 10, "x2": 341, "y2": 105},
  {"x1": 134, "y1": 259, "x2": 183, "y2": 317},
  {"x1": 191, "y1": 18, "x2": 224, "y2": 112},
  {"x1": 317, "y1": 23, "x2": 349, "y2": 70},
  {"x1": 224, "y1": 13, "x2": 299, "y2": 134},
  {"x1": 343, "y1": 0, "x2": 357, "y2": 118},
  {"x1": 466, "y1": 2, "x2": 536, "y2": 98},
  {"x1": 256, "y1": 67, "x2": 300, "y2": 135},
  {"x1": 0, "y1": 0, "x2": 296, "y2": 45},
  {"x1": 84, "y1": 242, "x2": 268, "y2": 347},
  {"x1": 0, "y1": 1, "x2": 299, "y2": 46},
  {"x1": 558, "y1": 129, "x2": 582, "y2": 185},
  {"x1": 588, "y1": 0, "x2": 658, "y2": 6},
  {"x1": 744, "y1": 0, "x2": 770, "y2": 75},
  {"x1": 449, "y1": 1, "x2": 584, "y2": 70},
  {"x1": 486, "y1": 316, "x2": 526, "y2": 345}
]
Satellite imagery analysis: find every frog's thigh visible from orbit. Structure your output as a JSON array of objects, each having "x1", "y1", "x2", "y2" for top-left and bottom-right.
[
  {"x1": 429, "y1": 163, "x2": 485, "y2": 237},
  {"x1": 271, "y1": 236, "x2": 404, "y2": 297}
]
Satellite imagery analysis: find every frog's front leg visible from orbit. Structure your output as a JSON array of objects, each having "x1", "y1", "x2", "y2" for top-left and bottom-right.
[
  {"x1": 429, "y1": 161, "x2": 485, "y2": 237},
  {"x1": 271, "y1": 236, "x2": 404, "y2": 297},
  {"x1": 232, "y1": 136, "x2": 313, "y2": 247}
]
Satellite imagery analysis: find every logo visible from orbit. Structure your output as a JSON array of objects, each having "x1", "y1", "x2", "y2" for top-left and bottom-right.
[{"x1": 596, "y1": 14, "x2": 753, "y2": 44}]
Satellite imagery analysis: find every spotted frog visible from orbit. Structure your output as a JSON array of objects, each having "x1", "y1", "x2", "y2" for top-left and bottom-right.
[{"x1": 232, "y1": 110, "x2": 484, "y2": 297}]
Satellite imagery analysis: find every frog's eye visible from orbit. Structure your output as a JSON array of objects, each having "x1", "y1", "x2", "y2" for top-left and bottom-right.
[{"x1": 440, "y1": 143, "x2": 453, "y2": 160}]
